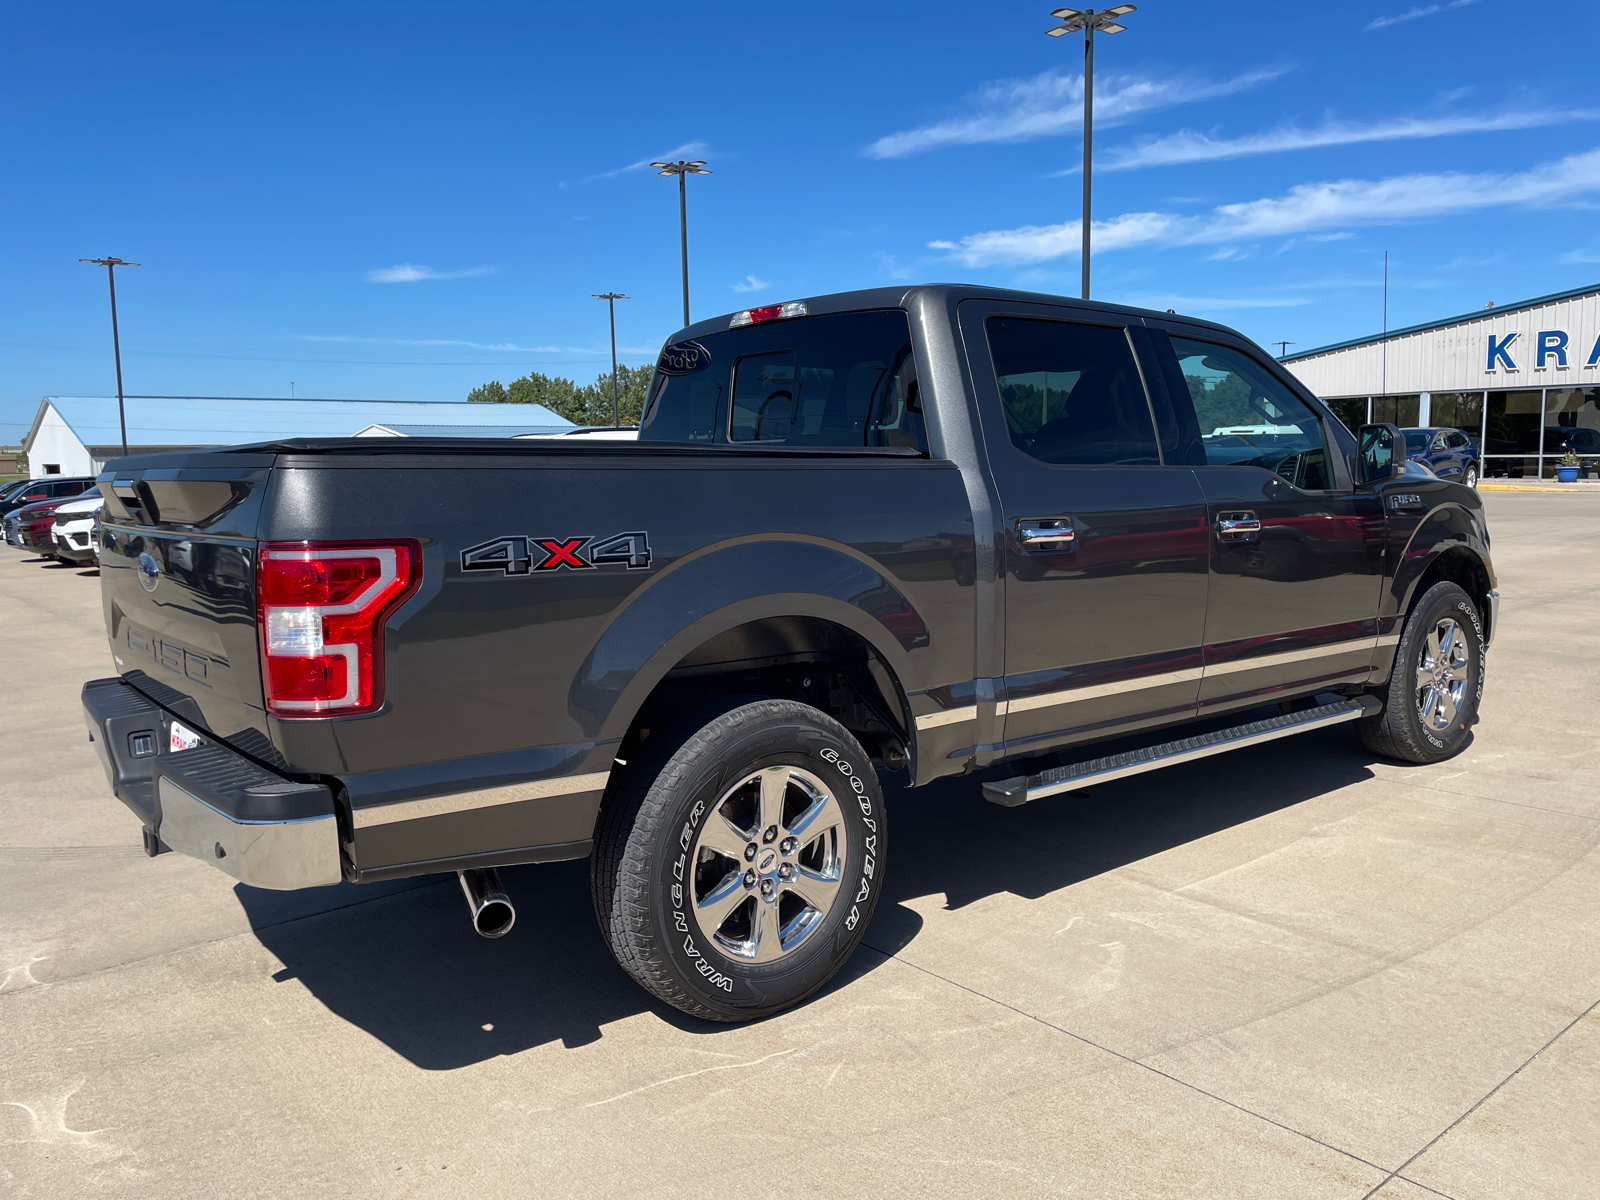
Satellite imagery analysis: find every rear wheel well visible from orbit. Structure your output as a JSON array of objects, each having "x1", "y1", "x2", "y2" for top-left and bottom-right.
[
  {"x1": 1408, "y1": 549, "x2": 1492, "y2": 641},
  {"x1": 614, "y1": 616, "x2": 912, "y2": 778}
]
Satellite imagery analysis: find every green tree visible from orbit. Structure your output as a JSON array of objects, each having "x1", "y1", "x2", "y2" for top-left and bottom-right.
[
  {"x1": 466, "y1": 380, "x2": 508, "y2": 404},
  {"x1": 1187, "y1": 372, "x2": 1258, "y2": 433},
  {"x1": 467, "y1": 363, "x2": 654, "y2": 427}
]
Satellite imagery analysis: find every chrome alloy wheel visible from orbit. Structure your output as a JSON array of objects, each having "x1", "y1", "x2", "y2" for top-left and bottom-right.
[
  {"x1": 688, "y1": 765, "x2": 849, "y2": 963},
  {"x1": 1416, "y1": 616, "x2": 1470, "y2": 731}
]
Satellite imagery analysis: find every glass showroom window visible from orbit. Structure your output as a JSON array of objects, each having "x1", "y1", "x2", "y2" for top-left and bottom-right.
[
  {"x1": 1483, "y1": 390, "x2": 1546, "y2": 478},
  {"x1": 1324, "y1": 397, "x2": 1367, "y2": 434},
  {"x1": 1429, "y1": 392, "x2": 1485, "y2": 440},
  {"x1": 1371, "y1": 394, "x2": 1420, "y2": 427}
]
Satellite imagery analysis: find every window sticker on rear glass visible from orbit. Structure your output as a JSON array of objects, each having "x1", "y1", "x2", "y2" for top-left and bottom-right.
[{"x1": 657, "y1": 340, "x2": 711, "y2": 376}]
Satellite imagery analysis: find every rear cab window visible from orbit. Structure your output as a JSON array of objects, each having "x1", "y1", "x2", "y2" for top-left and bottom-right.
[{"x1": 639, "y1": 309, "x2": 926, "y2": 452}]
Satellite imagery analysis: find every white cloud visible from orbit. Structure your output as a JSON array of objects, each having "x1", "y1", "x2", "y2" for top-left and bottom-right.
[
  {"x1": 864, "y1": 67, "x2": 1286, "y2": 159},
  {"x1": 1365, "y1": 0, "x2": 1479, "y2": 31},
  {"x1": 1560, "y1": 248, "x2": 1600, "y2": 264},
  {"x1": 875, "y1": 252, "x2": 916, "y2": 281},
  {"x1": 366, "y1": 264, "x2": 495, "y2": 284},
  {"x1": 931, "y1": 146, "x2": 1600, "y2": 267},
  {"x1": 930, "y1": 211, "x2": 1182, "y2": 265},
  {"x1": 1097, "y1": 108, "x2": 1599, "y2": 171},
  {"x1": 586, "y1": 141, "x2": 709, "y2": 181},
  {"x1": 730, "y1": 274, "x2": 770, "y2": 293}
]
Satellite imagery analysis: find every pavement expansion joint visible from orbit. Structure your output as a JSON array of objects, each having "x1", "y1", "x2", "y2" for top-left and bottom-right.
[
  {"x1": 858, "y1": 938, "x2": 1393, "y2": 1178},
  {"x1": 1354, "y1": 995, "x2": 1600, "y2": 1200}
]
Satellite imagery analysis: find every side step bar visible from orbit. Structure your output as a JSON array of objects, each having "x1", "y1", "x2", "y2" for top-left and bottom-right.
[{"x1": 981, "y1": 696, "x2": 1381, "y2": 807}]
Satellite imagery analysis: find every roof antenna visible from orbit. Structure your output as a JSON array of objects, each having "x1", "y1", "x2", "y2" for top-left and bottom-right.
[{"x1": 1273, "y1": 340, "x2": 1294, "y2": 358}]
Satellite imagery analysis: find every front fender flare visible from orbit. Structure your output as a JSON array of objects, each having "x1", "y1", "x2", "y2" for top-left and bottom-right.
[
  {"x1": 1388, "y1": 499, "x2": 1495, "y2": 623},
  {"x1": 570, "y1": 537, "x2": 923, "y2": 744}
]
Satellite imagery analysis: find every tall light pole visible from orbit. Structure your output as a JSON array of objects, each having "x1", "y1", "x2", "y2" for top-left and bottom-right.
[
  {"x1": 1047, "y1": 6, "x2": 1135, "y2": 300},
  {"x1": 593, "y1": 292, "x2": 630, "y2": 426},
  {"x1": 649, "y1": 159, "x2": 711, "y2": 327},
  {"x1": 79, "y1": 256, "x2": 141, "y2": 456}
]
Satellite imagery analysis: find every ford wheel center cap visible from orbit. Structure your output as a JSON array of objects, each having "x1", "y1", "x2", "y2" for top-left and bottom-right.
[{"x1": 137, "y1": 552, "x2": 161, "y2": 593}]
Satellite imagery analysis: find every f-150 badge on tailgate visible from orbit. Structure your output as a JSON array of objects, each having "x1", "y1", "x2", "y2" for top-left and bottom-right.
[{"x1": 460, "y1": 531, "x2": 652, "y2": 575}]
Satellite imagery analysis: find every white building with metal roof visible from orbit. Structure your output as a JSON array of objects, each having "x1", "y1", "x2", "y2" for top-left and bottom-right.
[
  {"x1": 1281, "y1": 282, "x2": 1600, "y2": 478},
  {"x1": 22, "y1": 396, "x2": 573, "y2": 477}
]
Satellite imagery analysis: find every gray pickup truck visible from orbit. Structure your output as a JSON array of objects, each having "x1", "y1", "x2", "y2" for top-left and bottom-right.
[{"x1": 81, "y1": 284, "x2": 1497, "y2": 1020}]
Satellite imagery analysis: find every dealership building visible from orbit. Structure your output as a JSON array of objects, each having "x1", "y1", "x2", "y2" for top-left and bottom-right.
[{"x1": 1282, "y1": 281, "x2": 1600, "y2": 477}]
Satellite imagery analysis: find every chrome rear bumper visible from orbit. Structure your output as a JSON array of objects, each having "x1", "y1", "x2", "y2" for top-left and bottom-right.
[
  {"x1": 156, "y1": 775, "x2": 341, "y2": 890},
  {"x1": 82, "y1": 677, "x2": 343, "y2": 890}
]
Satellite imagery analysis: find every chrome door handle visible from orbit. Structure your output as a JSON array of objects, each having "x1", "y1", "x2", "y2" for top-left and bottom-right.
[
  {"x1": 1215, "y1": 513, "x2": 1260, "y2": 542},
  {"x1": 1017, "y1": 519, "x2": 1075, "y2": 550}
]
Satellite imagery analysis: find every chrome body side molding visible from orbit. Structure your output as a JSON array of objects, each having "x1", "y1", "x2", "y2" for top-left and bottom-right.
[{"x1": 350, "y1": 770, "x2": 613, "y2": 829}]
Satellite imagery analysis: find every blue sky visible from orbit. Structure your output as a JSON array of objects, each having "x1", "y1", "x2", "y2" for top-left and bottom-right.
[{"x1": 5, "y1": 0, "x2": 1599, "y2": 443}]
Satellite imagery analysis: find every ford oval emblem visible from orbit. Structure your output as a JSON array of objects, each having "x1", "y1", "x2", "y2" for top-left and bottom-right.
[
  {"x1": 656, "y1": 339, "x2": 711, "y2": 376},
  {"x1": 137, "y1": 552, "x2": 161, "y2": 593}
]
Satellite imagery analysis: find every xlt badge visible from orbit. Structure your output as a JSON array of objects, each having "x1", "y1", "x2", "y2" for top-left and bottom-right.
[{"x1": 460, "y1": 531, "x2": 652, "y2": 576}]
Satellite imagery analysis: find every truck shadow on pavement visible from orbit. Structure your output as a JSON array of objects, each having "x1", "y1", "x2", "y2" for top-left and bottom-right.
[{"x1": 237, "y1": 723, "x2": 1375, "y2": 1071}]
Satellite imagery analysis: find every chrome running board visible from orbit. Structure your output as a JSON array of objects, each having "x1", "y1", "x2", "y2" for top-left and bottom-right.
[{"x1": 981, "y1": 696, "x2": 1381, "y2": 807}]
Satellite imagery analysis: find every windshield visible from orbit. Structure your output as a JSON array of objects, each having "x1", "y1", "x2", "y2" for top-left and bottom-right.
[{"x1": 1403, "y1": 431, "x2": 1432, "y2": 451}]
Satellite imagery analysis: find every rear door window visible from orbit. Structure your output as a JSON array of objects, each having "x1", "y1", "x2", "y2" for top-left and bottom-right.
[
  {"x1": 984, "y1": 317, "x2": 1159, "y2": 465},
  {"x1": 640, "y1": 310, "x2": 925, "y2": 451}
]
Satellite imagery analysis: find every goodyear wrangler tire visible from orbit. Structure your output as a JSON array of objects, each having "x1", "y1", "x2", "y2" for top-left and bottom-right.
[
  {"x1": 1357, "y1": 581, "x2": 1485, "y2": 764},
  {"x1": 591, "y1": 699, "x2": 886, "y2": 1021}
]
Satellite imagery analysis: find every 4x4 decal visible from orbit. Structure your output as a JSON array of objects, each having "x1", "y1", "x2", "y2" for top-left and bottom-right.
[{"x1": 460, "y1": 531, "x2": 652, "y2": 576}]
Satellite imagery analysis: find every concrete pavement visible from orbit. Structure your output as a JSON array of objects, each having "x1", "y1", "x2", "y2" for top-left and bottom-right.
[{"x1": 2, "y1": 492, "x2": 1597, "y2": 1199}]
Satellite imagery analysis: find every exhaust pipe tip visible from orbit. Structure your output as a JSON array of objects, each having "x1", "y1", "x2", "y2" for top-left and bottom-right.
[{"x1": 458, "y1": 867, "x2": 516, "y2": 939}]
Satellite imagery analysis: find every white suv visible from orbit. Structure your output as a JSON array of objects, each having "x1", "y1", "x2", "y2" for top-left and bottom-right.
[{"x1": 51, "y1": 495, "x2": 105, "y2": 567}]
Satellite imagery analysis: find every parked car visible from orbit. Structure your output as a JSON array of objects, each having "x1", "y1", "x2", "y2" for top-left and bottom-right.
[
  {"x1": 51, "y1": 495, "x2": 106, "y2": 566},
  {"x1": 7, "y1": 491, "x2": 97, "y2": 556},
  {"x1": 0, "y1": 476, "x2": 96, "y2": 516},
  {"x1": 81, "y1": 284, "x2": 1498, "y2": 1022},
  {"x1": 1402, "y1": 427, "x2": 1480, "y2": 488}
]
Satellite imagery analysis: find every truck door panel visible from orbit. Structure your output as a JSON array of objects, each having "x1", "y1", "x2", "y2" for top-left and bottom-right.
[
  {"x1": 958, "y1": 301, "x2": 1209, "y2": 755},
  {"x1": 1140, "y1": 327, "x2": 1386, "y2": 715}
]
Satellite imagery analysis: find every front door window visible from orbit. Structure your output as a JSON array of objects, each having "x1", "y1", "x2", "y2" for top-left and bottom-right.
[{"x1": 1171, "y1": 337, "x2": 1334, "y2": 491}]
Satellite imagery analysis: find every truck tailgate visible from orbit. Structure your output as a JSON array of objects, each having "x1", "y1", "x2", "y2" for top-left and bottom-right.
[{"x1": 97, "y1": 458, "x2": 274, "y2": 750}]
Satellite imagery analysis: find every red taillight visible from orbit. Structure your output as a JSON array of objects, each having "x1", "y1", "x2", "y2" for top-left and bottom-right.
[
  {"x1": 257, "y1": 541, "x2": 420, "y2": 717},
  {"x1": 729, "y1": 300, "x2": 808, "y2": 327}
]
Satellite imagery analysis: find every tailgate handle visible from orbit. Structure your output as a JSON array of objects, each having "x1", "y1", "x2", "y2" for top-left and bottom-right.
[{"x1": 1215, "y1": 512, "x2": 1261, "y2": 542}]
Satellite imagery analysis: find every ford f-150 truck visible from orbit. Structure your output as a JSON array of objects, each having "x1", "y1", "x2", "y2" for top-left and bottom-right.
[{"x1": 80, "y1": 285, "x2": 1498, "y2": 1021}]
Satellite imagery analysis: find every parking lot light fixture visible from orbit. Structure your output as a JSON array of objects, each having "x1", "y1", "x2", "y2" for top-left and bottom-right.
[
  {"x1": 78, "y1": 256, "x2": 141, "y2": 456},
  {"x1": 593, "y1": 293, "x2": 630, "y2": 426},
  {"x1": 649, "y1": 159, "x2": 711, "y2": 327},
  {"x1": 1046, "y1": 6, "x2": 1135, "y2": 300}
]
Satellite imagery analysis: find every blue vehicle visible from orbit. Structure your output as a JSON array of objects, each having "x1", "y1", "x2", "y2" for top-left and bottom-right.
[{"x1": 1403, "y1": 427, "x2": 1479, "y2": 488}]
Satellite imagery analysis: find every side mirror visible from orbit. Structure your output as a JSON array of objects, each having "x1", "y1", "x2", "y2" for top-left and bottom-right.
[{"x1": 1357, "y1": 423, "x2": 1405, "y2": 486}]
